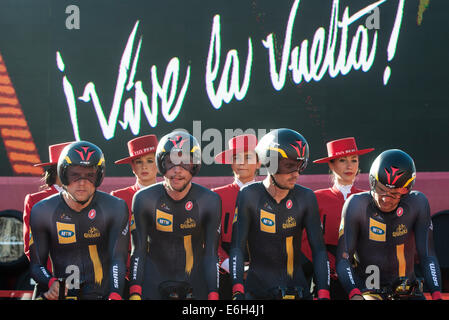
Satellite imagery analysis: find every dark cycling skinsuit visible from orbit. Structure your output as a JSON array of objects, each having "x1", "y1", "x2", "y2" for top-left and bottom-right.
[
  {"x1": 336, "y1": 191, "x2": 442, "y2": 299},
  {"x1": 29, "y1": 191, "x2": 129, "y2": 300},
  {"x1": 129, "y1": 182, "x2": 221, "y2": 300},
  {"x1": 230, "y1": 182, "x2": 330, "y2": 299}
]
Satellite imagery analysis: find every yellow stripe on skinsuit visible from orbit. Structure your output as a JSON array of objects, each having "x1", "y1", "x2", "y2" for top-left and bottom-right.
[
  {"x1": 88, "y1": 245, "x2": 103, "y2": 285},
  {"x1": 184, "y1": 235, "x2": 193, "y2": 275},
  {"x1": 396, "y1": 243, "x2": 406, "y2": 277},
  {"x1": 286, "y1": 236, "x2": 294, "y2": 278}
]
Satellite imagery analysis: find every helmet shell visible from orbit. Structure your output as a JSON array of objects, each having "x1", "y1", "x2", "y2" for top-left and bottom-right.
[
  {"x1": 156, "y1": 131, "x2": 201, "y2": 176},
  {"x1": 255, "y1": 128, "x2": 309, "y2": 175},
  {"x1": 57, "y1": 141, "x2": 105, "y2": 187},
  {"x1": 369, "y1": 149, "x2": 416, "y2": 192}
]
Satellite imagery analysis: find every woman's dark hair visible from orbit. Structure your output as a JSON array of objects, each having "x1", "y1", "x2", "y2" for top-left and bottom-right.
[{"x1": 39, "y1": 165, "x2": 58, "y2": 190}]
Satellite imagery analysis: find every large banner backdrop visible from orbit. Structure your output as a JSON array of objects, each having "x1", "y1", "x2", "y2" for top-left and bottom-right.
[{"x1": 0, "y1": 0, "x2": 447, "y2": 177}]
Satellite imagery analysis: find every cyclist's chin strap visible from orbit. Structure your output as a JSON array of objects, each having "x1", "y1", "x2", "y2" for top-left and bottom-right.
[
  {"x1": 270, "y1": 175, "x2": 290, "y2": 190},
  {"x1": 63, "y1": 188, "x2": 94, "y2": 206}
]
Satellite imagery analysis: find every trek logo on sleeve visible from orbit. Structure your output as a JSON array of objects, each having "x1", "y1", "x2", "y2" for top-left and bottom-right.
[
  {"x1": 156, "y1": 210, "x2": 173, "y2": 232},
  {"x1": 56, "y1": 222, "x2": 77, "y2": 244},
  {"x1": 369, "y1": 218, "x2": 386, "y2": 242},
  {"x1": 260, "y1": 210, "x2": 276, "y2": 233}
]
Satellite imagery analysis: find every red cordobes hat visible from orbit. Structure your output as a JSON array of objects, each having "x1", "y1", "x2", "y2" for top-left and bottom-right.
[
  {"x1": 34, "y1": 141, "x2": 74, "y2": 167},
  {"x1": 114, "y1": 134, "x2": 158, "y2": 164},
  {"x1": 214, "y1": 134, "x2": 258, "y2": 164},
  {"x1": 313, "y1": 137, "x2": 374, "y2": 164}
]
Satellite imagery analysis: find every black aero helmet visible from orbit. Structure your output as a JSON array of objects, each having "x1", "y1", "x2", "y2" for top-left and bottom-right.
[
  {"x1": 255, "y1": 128, "x2": 309, "y2": 175},
  {"x1": 156, "y1": 131, "x2": 201, "y2": 176},
  {"x1": 369, "y1": 149, "x2": 416, "y2": 194},
  {"x1": 57, "y1": 141, "x2": 105, "y2": 187}
]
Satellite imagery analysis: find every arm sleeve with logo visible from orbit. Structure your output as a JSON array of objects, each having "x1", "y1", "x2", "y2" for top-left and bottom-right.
[
  {"x1": 229, "y1": 191, "x2": 250, "y2": 294},
  {"x1": 129, "y1": 189, "x2": 153, "y2": 297},
  {"x1": 29, "y1": 202, "x2": 56, "y2": 288},
  {"x1": 413, "y1": 192, "x2": 442, "y2": 297},
  {"x1": 107, "y1": 199, "x2": 129, "y2": 299},
  {"x1": 303, "y1": 189, "x2": 330, "y2": 297},
  {"x1": 201, "y1": 192, "x2": 221, "y2": 299},
  {"x1": 336, "y1": 196, "x2": 364, "y2": 298}
]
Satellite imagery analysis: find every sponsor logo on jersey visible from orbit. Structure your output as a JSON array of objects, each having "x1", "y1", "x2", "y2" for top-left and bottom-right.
[
  {"x1": 84, "y1": 226, "x2": 101, "y2": 239},
  {"x1": 392, "y1": 224, "x2": 408, "y2": 237},
  {"x1": 396, "y1": 207, "x2": 403, "y2": 217},
  {"x1": 180, "y1": 217, "x2": 196, "y2": 229},
  {"x1": 282, "y1": 216, "x2": 296, "y2": 229},
  {"x1": 185, "y1": 201, "x2": 193, "y2": 211},
  {"x1": 286, "y1": 199, "x2": 293, "y2": 209},
  {"x1": 56, "y1": 222, "x2": 76, "y2": 244},
  {"x1": 369, "y1": 218, "x2": 386, "y2": 242},
  {"x1": 88, "y1": 209, "x2": 96, "y2": 220},
  {"x1": 29, "y1": 229, "x2": 34, "y2": 246},
  {"x1": 156, "y1": 210, "x2": 173, "y2": 232},
  {"x1": 160, "y1": 202, "x2": 170, "y2": 211},
  {"x1": 260, "y1": 210, "x2": 276, "y2": 233},
  {"x1": 232, "y1": 207, "x2": 238, "y2": 224},
  {"x1": 338, "y1": 217, "x2": 345, "y2": 238},
  {"x1": 130, "y1": 214, "x2": 136, "y2": 231},
  {"x1": 60, "y1": 213, "x2": 72, "y2": 221}
]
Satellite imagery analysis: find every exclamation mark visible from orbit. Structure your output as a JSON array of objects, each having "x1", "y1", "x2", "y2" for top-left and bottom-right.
[{"x1": 383, "y1": 0, "x2": 405, "y2": 85}]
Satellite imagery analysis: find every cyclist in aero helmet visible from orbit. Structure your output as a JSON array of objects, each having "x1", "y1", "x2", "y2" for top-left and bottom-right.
[
  {"x1": 129, "y1": 131, "x2": 221, "y2": 300},
  {"x1": 255, "y1": 128, "x2": 309, "y2": 189},
  {"x1": 230, "y1": 128, "x2": 330, "y2": 300},
  {"x1": 369, "y1": 149, "x2": 416, "y2": 213},
  {"x1": 336, "y1": 149, "x2": 443, "y2": 300},
  {"x1": 29, "y1": 141, "x2": 129, "y2": 300}
]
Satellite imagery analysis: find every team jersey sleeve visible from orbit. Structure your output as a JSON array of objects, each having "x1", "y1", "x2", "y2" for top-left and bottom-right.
[
  {"x1": 107, "y1": 198, "x2": 130, "y2": 300},
  {"x1": 201, "y1": 192, "x2": 221, "y2": 300},
  {"x1": 412, "y1": 192, "x2": 443, "y2": 299},
  {"x1": 302, "y1": 189, "x2": 330, "y2": 298},
  {"x1": 129, "y1": 189, "x2": 153, "y2": 299},
  {"x1": 29, "y1": 202, "x2": 56, "y2": 289},
  {"x1": 229, "y1": 190, "x2": 250, "y2": 296},
  {"x1": 336, "y1": 194, "x2": 364, "y2": 298}
]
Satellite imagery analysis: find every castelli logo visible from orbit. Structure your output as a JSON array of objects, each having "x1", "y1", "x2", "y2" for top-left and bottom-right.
[
  {"x1": 185, "y1": 201, "x2": 193, "y2": 211},
  {"x1": 286, "y1": 199, "x2": 293, "y2": 209},
  {"x1": 396, "y1": 207, "x2": 403, "y2": 217},
  {"x1": 88, "y1": 209, "x2": 96, "y2": 220}
]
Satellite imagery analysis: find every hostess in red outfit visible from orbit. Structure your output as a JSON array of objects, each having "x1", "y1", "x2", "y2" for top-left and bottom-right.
[
  {"x1": 23, "y1": 141, "x2": 73, "y2": 262},
  {"x1": 211, "y1": 181, "x2": 240, "y2": 269},
  {"x1": 23, "y1": 185, "x2": 62, "y2": 261},
  {"x1": 302, "y1": 184, "x2": 365, "y2": 270}
]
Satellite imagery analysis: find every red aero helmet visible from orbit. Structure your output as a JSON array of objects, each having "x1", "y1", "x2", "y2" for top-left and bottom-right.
[{"x1": 57, "y1": 141, "x2": 106, "y2": 187}]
